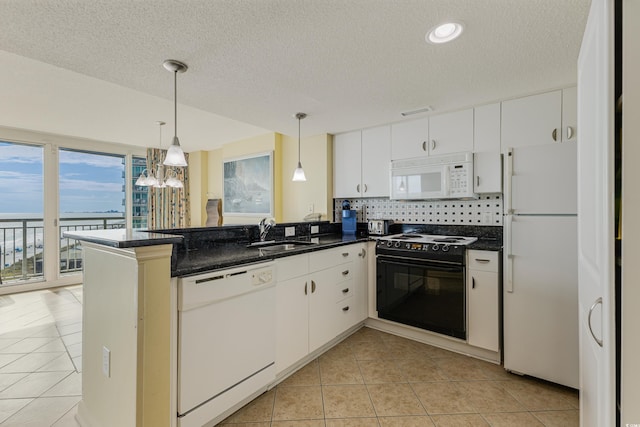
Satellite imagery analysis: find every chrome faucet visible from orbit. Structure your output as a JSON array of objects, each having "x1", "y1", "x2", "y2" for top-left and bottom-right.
[{"x1": 259, "y1": 217, "x2": 276, "y2": 242}]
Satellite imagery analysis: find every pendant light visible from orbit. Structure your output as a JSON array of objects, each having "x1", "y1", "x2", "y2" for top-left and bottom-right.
[
  {"x1": 162, "y1": 59, "x2": 188, "y2": 167},
  {"x1": 135, "y1": 121, "x2": 184, "y2": 189},
  {"x1": 292, "y1": 112, "x2": 307, "y2": 182}
]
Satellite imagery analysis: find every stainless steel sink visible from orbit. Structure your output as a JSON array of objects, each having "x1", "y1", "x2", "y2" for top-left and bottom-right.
[
  {"x1": 252, "y1": 240, "x2": 318, "y2": 252},
  {"x1": 248, "y1": 240, "x2": 317, "y2": 249}
]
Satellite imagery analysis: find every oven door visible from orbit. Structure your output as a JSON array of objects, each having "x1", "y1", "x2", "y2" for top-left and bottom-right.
[{"x1": 376, "y1": 255, "x2": 466, "y2": 339}]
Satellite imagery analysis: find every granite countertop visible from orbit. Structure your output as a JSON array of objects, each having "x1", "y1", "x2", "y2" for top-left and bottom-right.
[
  {"x1": 173, "y1": 234, "x2": 369, "y2": 277},
  {"x1": 62, "y1": 229, "x2": 184, "y2": 248},
  {"x1": 467, "y1": 237, "x2": 503, "y2": 252}
]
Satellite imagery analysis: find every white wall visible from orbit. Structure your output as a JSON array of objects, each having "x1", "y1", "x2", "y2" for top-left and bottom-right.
[{"x1": 0, "y1": 50, "x2": 268, "y2": 152}]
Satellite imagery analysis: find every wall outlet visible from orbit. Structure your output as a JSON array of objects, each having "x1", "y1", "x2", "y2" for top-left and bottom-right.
[
  {"x1": 308, "y1": 203, "x2": 314, "y2": 213},
  {"x1": 102, "y1": 346, "x2": 111, "y2": 378},
  {"x1": 311, "y1": 225, "x2": 319, "y2": 234},
  {"x1": 285, "y1": 226, "x2": 295, "y2": 237}
]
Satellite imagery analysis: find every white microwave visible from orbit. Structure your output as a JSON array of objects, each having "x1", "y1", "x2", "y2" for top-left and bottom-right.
[{"x1": 390, "y1": 152, "x2": 476, "y2": 200}]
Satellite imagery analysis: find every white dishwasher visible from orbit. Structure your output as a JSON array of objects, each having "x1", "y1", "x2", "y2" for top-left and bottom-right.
[{"x1": 177, "y1": 262, "x2": 276, "y2": 427}]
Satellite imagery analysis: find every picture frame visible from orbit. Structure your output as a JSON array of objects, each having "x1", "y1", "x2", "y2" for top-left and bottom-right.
[{"x1": 223, "y1": 152, "x2": 273, "y2": 216}]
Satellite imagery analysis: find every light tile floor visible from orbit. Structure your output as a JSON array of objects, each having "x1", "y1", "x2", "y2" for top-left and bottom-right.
[
  {"x1": 223, "y1": 328, "x2": 580, "y2": 427},
  {"x1": 0, "y1": 285, "x2": 83, "y2": 426},
  {"x1": 0, "y1": 286, "x2": 580, "y2": 426}
]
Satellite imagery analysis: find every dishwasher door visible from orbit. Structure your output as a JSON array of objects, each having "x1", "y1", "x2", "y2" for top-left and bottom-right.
[{"x1": 177, "y1": 262, "x2": 276, "y2": 419}]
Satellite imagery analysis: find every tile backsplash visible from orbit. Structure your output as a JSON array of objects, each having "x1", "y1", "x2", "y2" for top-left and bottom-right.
[{"x1": 334, "y1": 194, "x2": 503, "y2": 226}]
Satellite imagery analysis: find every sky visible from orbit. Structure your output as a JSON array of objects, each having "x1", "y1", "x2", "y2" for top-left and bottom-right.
[{"x1": 0, "y1": 141, "x2": 125, "y2": 214}]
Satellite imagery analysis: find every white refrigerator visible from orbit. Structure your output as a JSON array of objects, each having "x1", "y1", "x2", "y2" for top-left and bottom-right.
[{"x1": 503, "y1": 141, "x2": 579, "y2": 389}]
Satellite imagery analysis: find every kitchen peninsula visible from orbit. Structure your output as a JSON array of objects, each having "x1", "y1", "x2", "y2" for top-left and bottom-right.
[{"x1": 63, "y1": 222, "x2": 370, "y2": 427}]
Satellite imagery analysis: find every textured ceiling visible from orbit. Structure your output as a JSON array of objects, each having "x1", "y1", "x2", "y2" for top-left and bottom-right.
[{"x1": 0, "y1": 0, "x2": 590, "y2": 149}]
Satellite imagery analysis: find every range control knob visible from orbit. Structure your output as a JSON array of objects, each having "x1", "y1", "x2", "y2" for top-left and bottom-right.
[
  {"x1": 431, "y1": 244, "x2": 440, "y2": 251},
  {"x1": 386, "y1": 241, "x2": 393, "y2": 247},
  {"x1": 441, "y1": 245, "x2": 450, "y2": 252},
  {"x1": 405, "y1": 243, "x2": 411, "y2": 249},
  {"x1": 394, "y1": 241, "x2": 401, "y2": 248}
]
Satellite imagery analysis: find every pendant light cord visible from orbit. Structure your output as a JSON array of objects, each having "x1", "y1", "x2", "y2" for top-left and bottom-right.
[
  {"x1": 298, "y1": 116, "x2": 301, "y2": 163},
  {"x1": 174, "y1": 70, "x2": 178, "y2": 139}
]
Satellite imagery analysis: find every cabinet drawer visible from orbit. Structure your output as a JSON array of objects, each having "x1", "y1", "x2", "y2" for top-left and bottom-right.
[
  {"x1": 277, "y1": 254, "x2": 309, "y2": 281},
  {"x1": 335, "y1": 278, "x2": 354, "y2": 302},
  {"x1": 310, "y1": 245, "x2": 361, "y2": 271},
  {"x1": 334, "y1": 296, "x2": 359, "y2": 331},
  {"x1": 467, "y1": 250, "x2": 499, "y2": 272}
]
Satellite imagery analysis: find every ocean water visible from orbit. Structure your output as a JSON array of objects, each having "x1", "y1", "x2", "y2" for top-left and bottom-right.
[{"x1": 0, "y1": 212, "x2": 125, "y2": 268}]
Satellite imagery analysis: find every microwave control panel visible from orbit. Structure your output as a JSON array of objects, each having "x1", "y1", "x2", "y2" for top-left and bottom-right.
[{"x1": 448, "y1": 164, "x2": 470, "y2": 196}]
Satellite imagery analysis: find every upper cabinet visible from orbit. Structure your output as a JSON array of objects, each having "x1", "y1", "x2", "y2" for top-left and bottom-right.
[
  {"x1": 428, "y1": 108, "x2": 474, "y2": 155},
  {"x1": 361, "y1": 126, "x2": 391, "y2": 197},
  {"x1": 390, "y1": 117, "x2": 429, "y2": 160},
  {"x1": 334, "y1": 126, "x2": 390, "y2": 199},
  {"x1": 501, "y1": 87, "x2": 576, "y2": 149},
  {"x1": 390, "y1": 110, "x2": 473, "y2": 161},
  {"x1": 333, "y1": 131, "x2": 362, "y2": 199},
  {"x1": 474, "y1": 103, "x2": 501, "y2": 153},
  {"x1": 473, "y1": 103, "x2": 502, "y2": 194},
  {"x1": 562, "y1": 86, "x2": 577, "y2": 143}
]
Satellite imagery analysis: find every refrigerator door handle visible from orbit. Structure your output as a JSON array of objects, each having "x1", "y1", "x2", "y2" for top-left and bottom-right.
[
  {"x1": 504, "y1": 149, "x2": 514, "y2": 214},
  {"x1": 505, "y1": 214, "x2": 514, "y2": 293},
  {"x1": 588, "y1": 297, "x2": 604, "y2": 347}
]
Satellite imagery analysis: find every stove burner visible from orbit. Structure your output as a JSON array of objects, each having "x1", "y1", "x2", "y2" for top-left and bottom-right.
[
  {"x1": 432, "y1": 237, "x2": 463, "y2": 243},
  {"x1": 398, "y1": 234, "x2": 422, "y2": 239}
]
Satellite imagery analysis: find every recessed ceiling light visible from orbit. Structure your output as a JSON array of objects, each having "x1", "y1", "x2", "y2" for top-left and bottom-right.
[{"x1": 426, "y1": 22, "x2": 464, "y2": 44}]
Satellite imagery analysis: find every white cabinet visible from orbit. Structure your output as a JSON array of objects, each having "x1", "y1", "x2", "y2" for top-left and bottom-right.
[
  {"x1": 474, "y1": 103, "x2": 501, "y2": 153},
  {"x1": 473, "y1": 103, "x2": 502, "y2": 193},
  {"x1": 276, "y1": 254, "x2": 311, "y2": 372},
  {"x1": 361, "y1": 126, "x2": 391, "y2": 197},
  {"x1": 428, "y1": 108, "x2": 474, "y2": 155},
  {"x1": 562, "y1": 86, "x2": 577, "y2": 143},
  {"x1": 334, "y1": 131, "x2": 362, "y2": 198},
  {"x1": 276, "y1": 244, "x2": 367, "y2": 373},
  {"x1": 501, "y1": 87, "x2": 576, "y2": 149},
  {"x1": 473, "y1": 152, "x2": 502, "y2": 194},
  {"x1": 467, "y1": 250, "x2": 500, "y2": 352},
  {"x1": 391, "y1": 117, "x2": 429, "y2": 160},
  {"x1": 334, "y1": 127, "x2": 390, "y2": 198}
]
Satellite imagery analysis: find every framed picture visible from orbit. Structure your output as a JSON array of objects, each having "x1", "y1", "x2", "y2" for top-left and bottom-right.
[{"x1": 223, "y1": 152, "x2": 273, "y2": 216}]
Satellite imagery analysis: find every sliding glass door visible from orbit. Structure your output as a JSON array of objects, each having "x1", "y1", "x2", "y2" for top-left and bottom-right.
[
  {"x1": 58, "y1": 149, "x2": 126, "y2": 276},
  {"x1": 0, "y1": 138, "x2": 146, "y2": 292},
  {"x1": 0, "y1": 141, "x2": 44, "y2": 285}
]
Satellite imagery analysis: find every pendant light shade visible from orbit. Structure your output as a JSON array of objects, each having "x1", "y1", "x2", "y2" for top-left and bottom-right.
[
  {"x1": 292, "y1": 112, "x2": 307, "y2": 182},
  {"x1": 162, "y1": 60, "x2": 188, "y2": 167},
  {"x1": 135, "y1": 121, "x2": 185, "y2": 189}
]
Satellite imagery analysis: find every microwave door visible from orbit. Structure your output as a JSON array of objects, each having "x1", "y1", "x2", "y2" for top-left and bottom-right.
[{"x1": 441, "y1": 165, "x2": 450, "y2": 198}]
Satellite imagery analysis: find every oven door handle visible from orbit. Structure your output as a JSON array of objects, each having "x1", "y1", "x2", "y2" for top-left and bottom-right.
[{"x1": 377, "y1": 258, "x2": 463, "y2": 272}]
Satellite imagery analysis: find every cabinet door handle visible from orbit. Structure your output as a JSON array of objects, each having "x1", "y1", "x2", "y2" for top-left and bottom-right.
[
  {"x1": 472, "y1": 277, "x2": 475, "y2": 289},
  {"x1": 475, "y1": 258, "x2": 491, "y2": 263},
  {"x1": 358, "y1": 248, "x2": 366, "y2": 257},
  {"x1": 311, "y1": 280, "x2": 316, "y2": 293},
  {"x1": 342, "y1": 288, "x2": 349, "y2": 293},
  {"x1": 356, "y1": 184, "x2": 360, "y2": 193},
  {"x1": 430, "y1": 139, "x2": 436, "y2": 150},
  {"x1": 363, "y1": 184, "x2": 367, "y2": 193},
  {"x1": 552, "y1": 128, "x2": 558, "y2": 141},
  {"x1": 422, "y1": 141, "x2": 427, "y2": 151},
  {"x1": 588, "y1": 297, "x2": 603, "y2": 347},
  {"x1": 342, "y1": 270, "x2": 349, "y2": 276},
  {"x1": 476, "y1": 176, "x2": 480, "y2": 187},
  {"x1": 342, "y1": 306, "x2": 350, "y2": 312},
  {"x1": 304, "y1": 282, "x2": 308, "y2": 295},
  {"x1": 566, "y1": 126, "x2": 574, "y2": 140},
  {"x1": 342, "y1": 252, "x2": 349, "y2": 257}
]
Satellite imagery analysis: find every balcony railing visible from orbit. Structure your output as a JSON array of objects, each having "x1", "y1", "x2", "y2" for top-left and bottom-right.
[{"x1": 0, "y1": 216, "x2": 127, "y2": 285}]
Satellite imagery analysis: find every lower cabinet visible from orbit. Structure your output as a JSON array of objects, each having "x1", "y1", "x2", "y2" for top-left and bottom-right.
[
  {"x1": 276, "y1": 243, "x2": 367, "y2": 373},
  {"x1": 467, "y1": 250, "x2": 500, "y2": 352}
]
